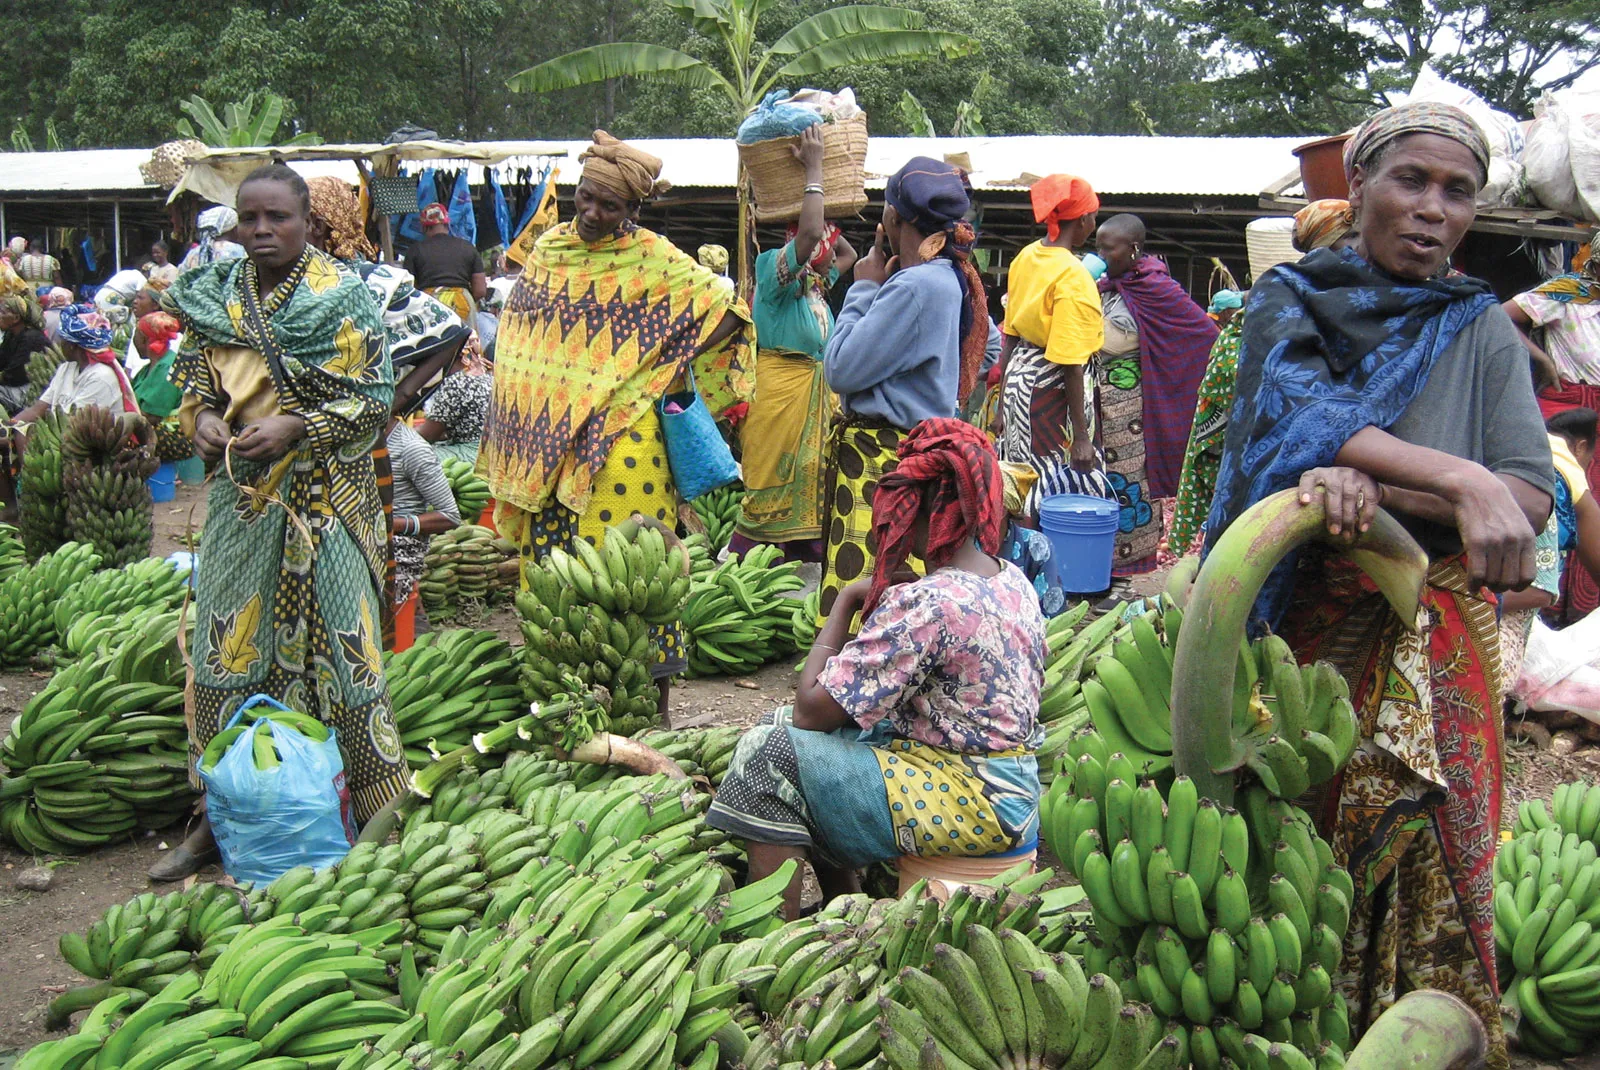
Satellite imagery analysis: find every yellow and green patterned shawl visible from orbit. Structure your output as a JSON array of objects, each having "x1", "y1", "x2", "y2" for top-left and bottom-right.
[{"x1": 479, "y1": 222, "x2": 753, "y2": 515}]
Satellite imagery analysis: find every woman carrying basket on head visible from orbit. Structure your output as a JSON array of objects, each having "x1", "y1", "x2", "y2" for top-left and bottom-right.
[
  {"x1": 731, "y1": 124, "x2": 857, "y2": 563},
  {"x1": 151, "y1": 164, "x2": 406, "y2": 880}
]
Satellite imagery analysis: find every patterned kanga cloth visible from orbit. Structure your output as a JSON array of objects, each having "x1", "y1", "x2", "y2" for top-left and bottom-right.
[
  {"x1": 167, "y1": 250, "x2": 407, "y2": 821},
  {"x1": 1279, "y1": 553, "x2": 1507, "y2": 1069}
]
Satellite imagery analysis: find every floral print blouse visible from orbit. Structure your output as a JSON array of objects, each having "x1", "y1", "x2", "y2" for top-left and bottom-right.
[{"x1": 817, "y1": 562, "x2": 1046, "y2": 754}]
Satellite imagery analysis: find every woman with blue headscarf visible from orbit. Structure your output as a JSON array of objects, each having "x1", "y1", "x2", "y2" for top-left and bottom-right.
[
  {"x1": 816, "y1": 157, "x2": 989, "y2": 623},
  {"x1": 1206, "y1": 103, "x2": 1551, "y2": 1063}
]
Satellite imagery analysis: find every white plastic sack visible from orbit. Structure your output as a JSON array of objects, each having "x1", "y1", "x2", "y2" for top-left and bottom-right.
[
  {"x1": 1523, "y1": 90, "x2": 1600, "y2": 222},
  {"x1": 1516, "y1": 615, "x2": 1600, "y2": 721},
  {"x1": 1401, "y1": 66, "x2": 1526, "y2": 207}
]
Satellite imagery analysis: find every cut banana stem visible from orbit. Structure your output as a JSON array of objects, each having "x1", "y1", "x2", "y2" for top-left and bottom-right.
[{"x1": 1169, "y1": 489, "x2": 1427, "y2": 804}]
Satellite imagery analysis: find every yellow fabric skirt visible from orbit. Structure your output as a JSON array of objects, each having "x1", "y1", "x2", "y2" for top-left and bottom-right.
[
  {"x1": 428, "y1": 286, "x2": 477, "y2": 322},
  {"x1": 737, "y1": 349, "x2": 836, "y2": 544}
]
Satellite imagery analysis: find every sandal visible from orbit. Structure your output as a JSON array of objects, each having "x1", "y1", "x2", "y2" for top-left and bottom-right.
[{"x1": 148, "y1": 842, "x2": 219, "y2": 882}]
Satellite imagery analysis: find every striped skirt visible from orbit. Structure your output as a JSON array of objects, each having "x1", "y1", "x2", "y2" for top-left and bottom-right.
[{"x1": 999, "y1": 341, "x2": 1113, "y2": 515}]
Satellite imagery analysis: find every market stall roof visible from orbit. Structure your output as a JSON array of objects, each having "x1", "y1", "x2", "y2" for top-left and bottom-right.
[{"x1": 0, "y1": 134, "x2": 1309, "y2": 201}]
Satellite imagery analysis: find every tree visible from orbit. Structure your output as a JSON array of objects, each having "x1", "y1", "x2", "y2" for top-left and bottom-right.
[
  {"x1": 175, "y1": 94, "x2": 323, "y2": 147},
  {"x1": 1167, "y1": 0, "x2": 1600, "y2": 133},
  {"x1": 1062, "y1": 0, "x2": 1223, "y2": 135},
  {"x1": 507, "y1": 2, "x2": 979, "y2": 129},
  {"x1": 507, "y1": 0, "x2": 980, "y2": 283}
]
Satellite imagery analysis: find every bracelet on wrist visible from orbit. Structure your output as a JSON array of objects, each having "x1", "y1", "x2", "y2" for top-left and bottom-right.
[
  {"x1": 813, "y1": 641, "x2": 840, "y2": 653},
  {"x1": 803, "y1": 184, "x2": 825, "y2": 196}
]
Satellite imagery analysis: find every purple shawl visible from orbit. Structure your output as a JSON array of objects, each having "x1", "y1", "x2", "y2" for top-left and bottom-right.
[{"x1": 1099, "y1": 256, "x2": 1219, "y2": 498}]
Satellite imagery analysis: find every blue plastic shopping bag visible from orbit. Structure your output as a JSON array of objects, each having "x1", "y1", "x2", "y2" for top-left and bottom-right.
[{"x1": 199, "y1": 694, "x2": 356, "y2": 884}]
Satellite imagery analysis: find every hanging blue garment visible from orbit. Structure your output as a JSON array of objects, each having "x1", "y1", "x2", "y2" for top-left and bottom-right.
[
  {"x1": 488, "y1": 170, "x2": 512, "y2": 248},
  {"x1": 448, "y1": 171, "x2": 477, "y2": 245},
  {"x1": 514, "y1": 166, "x2": 551, "y2": 237},
  {"x1": 398, "y1": 168, "x2": 438, "y2": 243}
]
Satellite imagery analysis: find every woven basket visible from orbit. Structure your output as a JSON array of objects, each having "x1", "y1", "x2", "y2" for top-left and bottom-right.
[
  {"x1": 139, "y1": 140, "x2": 207, "y2": 189},
  {"x1": 739, "y1": 115, "x2": 869, "y2": 223}
]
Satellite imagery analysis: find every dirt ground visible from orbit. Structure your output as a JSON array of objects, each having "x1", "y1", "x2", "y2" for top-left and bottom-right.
[{"x1": 1, "y1": 482, "x2": 1598, "y2": 1065}]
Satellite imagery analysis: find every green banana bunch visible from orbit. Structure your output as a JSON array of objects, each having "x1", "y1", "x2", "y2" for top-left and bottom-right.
[
  {"x1": 1043, "y1": 756, "x2": 1354, "y2": 1064},
  {"x1": 1493, "y1": 813, "x2": 1600, "y2": 1058},
  {"x1": 682, "y1": 545, "x2": 806, "y2": 678},
  {"x1": 689, "y1": 482, "x2": 743, "y2": 551},
  {"x1": 789, "y1": 587, "x2": 821, "y2": 654},
  {"x1": 516, "y1": 534, "x2": 666, "y2": 732},
  {"x1": 0, "y1": 609, "x2": 196, "y2": 852},
  {"x1": 61, "y1": 405, "x2": 158, "y2": 569},
  {"x1": 440, "y1": 456, "x2": 491, "y2": 519},
  {"x1": 382, "y1": 628, "x2": 523, "y2": 767},
  {"x1": 51, "y1": 557, "x2": 191, "y2": 654},
  {"x1": 1515, "y1": 779, "x2": 1600, "y2": 851},
  {"x1": 0, "y1": 521, "x2": 26, "y2": 582},
  {"x1": 0, "y1": 540, "x2": 103, "y2": 667},
  {"x1": 16, "y1": 409, "x2": 67, "y2": 560},
  {"x1": 419, "y1": 524, "x2": 518, "y2": 621},
  {"x1": 640, "y1": 725, "x2": 744, "y2": 784},
  {"x1": 56, "y1": 888, "x2": 198, "y2": 1000}
]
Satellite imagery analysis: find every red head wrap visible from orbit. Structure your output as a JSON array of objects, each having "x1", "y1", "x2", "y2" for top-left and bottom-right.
[
  {"x1": 137, "y1": 311, "x2": 182, "y2": 358},
  {"x1": 784, "y1": 222, "x2": 843, "y2": 274},
  {"x1": 419, "y1": 203, "x2": 450, "y2": 228},
  {"x1": 865, "y1": 418, "x2": 1005, "y2": 617},
  {"x1": 1030, "y1": 174, "x2": 1100, "y2": 242}
]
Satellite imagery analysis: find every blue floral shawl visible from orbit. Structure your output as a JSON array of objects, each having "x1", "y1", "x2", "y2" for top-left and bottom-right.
[{"x1": 1202, "y1": 247, "x2": 1497, "y2": 626}]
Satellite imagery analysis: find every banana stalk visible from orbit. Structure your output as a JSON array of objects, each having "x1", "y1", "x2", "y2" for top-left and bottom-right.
[
  {"x1": 1170, "y1": 489, "x2": 1427, "y2": 803},
  {"x1": 1343, "y1": 990, "x2": 1486, "y2": 1070}
]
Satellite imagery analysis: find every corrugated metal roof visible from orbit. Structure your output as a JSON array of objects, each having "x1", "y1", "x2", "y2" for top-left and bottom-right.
[{"x1": 0, "y1": 135, "x2": 1309, "y2": 198}]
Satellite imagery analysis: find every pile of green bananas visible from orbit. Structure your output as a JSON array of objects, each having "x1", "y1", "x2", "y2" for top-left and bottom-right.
[
  {"x1": 27, "y1": 919, "x2": 401, "y2": 1070},
  {"x1": 52, "y1": 556, "x2": 191, "y2": 652},
  {"x1": 0, "y1": 540, "x2": 101, "y2": 667},
  {"x1": 0, "y1": 521, "x2": 26, "y2": 580},
  {"x1": 682, "y1": 531, "x2": 717, "y2": 580},
  {"x1": 56, "y1": 603, "x2": 181, "y2": 667},
  {"x1": 517, "y1": 524, "x2": 689, "y2": 735},
  {"x1": 682, "y1": 545, "x2": 805, "y2": 677},
  {"x1": 441, "y1": 456, "x2": 490, "y2": 518},
  {"x1": 0, "y1": 609, "x2": 196, "y2": 852},
  {"x1": 1075, "y1": 610, "x2": 1358, "y2": 800},
  {"x1": 690, "y1": 482, "x2": 743, "y2": 551},
  {"x1": 1035, "y1": 601, "x2": 1127, "y2": 774},
  {"x1": 56, "y1": 888, "x2": 205, "y2": 1006},
  {"x1": 418, "y1": 525, "x2": 518, "y2": 621},
  {"x1": 1044, "y1": 752, "x2": 1356, "y2": 1068},
  {"x1": 24, "y1": 343, "x2": 64, "y2": 407},
  {"x1": 16, "y1": 409, "x2": 67, "y2": 560},
  {"x1": 383, "y1": 628, "x2": 523, "y2": 767},
  {"x1": 61, "y1": 405, "x2": 159, "y2": 569},
  {"x1": 789, "y1": 587, "x2": 820, "y2": 653},
  {"x1": 639, "y1": 725, "x2": 744, "y2": 784},
  {"x1": 1497, "y1": 781, "x2": 1600, "y2": 1057}
]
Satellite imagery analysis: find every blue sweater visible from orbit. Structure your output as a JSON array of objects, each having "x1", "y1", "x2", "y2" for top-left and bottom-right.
[{"x1": 823, "y1": 261, "x2": 963, "y2": 429}]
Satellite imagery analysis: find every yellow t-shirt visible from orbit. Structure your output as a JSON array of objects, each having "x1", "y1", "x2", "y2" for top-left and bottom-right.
[
  {"x1": 177, "y1": 345, "x2": 281, "y2": 437},
  {"x1": 1551, "y1": 433, "x2": 1591, "y2": 501},
  {"x1": 1002, "y1": 241, "x2": 1104, "y2": 365}
]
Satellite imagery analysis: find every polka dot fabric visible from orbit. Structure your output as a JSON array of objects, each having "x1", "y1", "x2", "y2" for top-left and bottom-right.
[
  {"x1": 879, "y1": 739, "x2": 1021, "y2": 856},
  {"x1": 818, "y1": 416, "x2": 922, "y2": 625}
]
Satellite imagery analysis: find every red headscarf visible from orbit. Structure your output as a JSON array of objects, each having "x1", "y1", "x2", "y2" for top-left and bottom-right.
[
  {"x1": 784, "y1": 221, "x2": 842, "y2": 274},
  {"x1": 865, "y1": 418, "x2": 1004, "y2": 617},
  {"x1": 1030, "y1": 174, "x2": 1100, "y2": 242},
  {"x1": 137, "y1": 312, "x2": 182, "y2": 357},
  {"x1": 419, "y1": 203, "x2": 450, "y2": 228}
]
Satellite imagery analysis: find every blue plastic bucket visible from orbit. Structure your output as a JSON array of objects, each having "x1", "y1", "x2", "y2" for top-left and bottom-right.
[
  {"x1": 175, "y1": 456, "x2": 205, "y2": 484},
  {"x1": 147, "y1": 462, "x2": 177, "y2": 503},
  {"x1": 1038, "y1": 493, "x2": 1120, "y2": 593}
]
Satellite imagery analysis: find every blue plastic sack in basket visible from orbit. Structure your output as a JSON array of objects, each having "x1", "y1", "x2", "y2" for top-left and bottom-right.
[
  {"x1": 200, "y1": 694, "x2": 356, "y2": 884},
  {"x1": 659, "y1": 366, "x2": 739, "y2": 501}
]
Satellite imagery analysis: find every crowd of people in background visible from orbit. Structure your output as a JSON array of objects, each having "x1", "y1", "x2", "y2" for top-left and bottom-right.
[{"x1": 0, "y1": 109, "x2": 1595, "y2": 1067}]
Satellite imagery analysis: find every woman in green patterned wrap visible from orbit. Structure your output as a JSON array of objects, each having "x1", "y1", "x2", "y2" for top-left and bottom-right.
[{"x1": 150, "y1": 164, "x2": 406, "y2": 880}]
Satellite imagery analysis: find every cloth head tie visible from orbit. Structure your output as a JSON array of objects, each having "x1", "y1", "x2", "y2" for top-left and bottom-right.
[
  {"x1": 1293, "y1": 199, "x2": 1356, "y2": 253},
  {"x1": 865, "y1": 418, "x2": 1004, "y2": 617},
  {"x1": 58, "y1": 303, "x2": 115, "y2": 351},
  {"x1": 137, "y1": 311, "x2": 182, "y2": 357},
  {"x1": 309, "y1": 176, "x2": 377, "y2": 260},
  {"x1": 1030, "y1": 174, "x2": 1100, "y2": 242},
  {"x1": 0, "y1": 293, "x2": 45, "y2": 331},
  {"x1": 1343, "y1": 102, "x2": 1490, "y2": 183},
  {"x1": 697, "y1": 244, "x2": 730, "y2": 274},
  {"x1": 419, "y1": 203, "x2": 451, "y2": 228},
  {"x1": 579, "y1": 131, "x2": 666, "y2": 203},
  {"x1": 1208, "y1": 289, "x2": 1243, "y2": 313}
]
